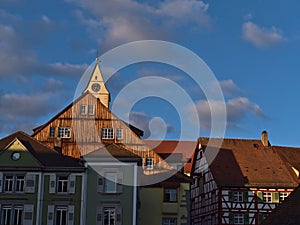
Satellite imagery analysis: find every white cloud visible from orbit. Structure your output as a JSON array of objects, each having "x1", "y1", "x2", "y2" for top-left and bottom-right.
[
  {"x1": 242, "y1": 21, "x2": 285, "y2": 47},
  {"x1": 69, "y1": 0, "x2": 212, "y2": 49},
  {"x1": 188, "y1": 97, "x2": 265, "y2": 130}
]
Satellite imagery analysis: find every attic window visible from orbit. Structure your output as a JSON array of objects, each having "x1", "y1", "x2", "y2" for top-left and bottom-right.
[
  {"x1": 145, "y1": 158, "x2": 153, "y2": 170},
  {"x1": 80, "y1": 105, "x2": 87, "y2": 115},
  {"x1": 88, "y1": 105, "x2": 95, "y2": 115},
  {"x1": 49, "y1": 127, "x2": 56, "y2": 138},
  {"x1": 58, "y1": 127, "x2": 71, "y2": 138},
  {"x1": 102, "y1": 128, "x2": 114, "y2": 139}
]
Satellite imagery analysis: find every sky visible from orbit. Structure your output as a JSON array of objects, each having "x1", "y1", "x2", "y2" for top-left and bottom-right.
[{"x1": 1, "y1": 0, "x2": 300, "y2": 147}]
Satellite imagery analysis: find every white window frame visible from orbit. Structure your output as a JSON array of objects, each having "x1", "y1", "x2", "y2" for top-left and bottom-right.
[
  {"x1": 58, "y1": 127, "x2": 71, "y2": 138},
  {"x1": 13, "y1": 206, "x2": 23, "y2": 225},
  {"x1": 162, "y1": 218, "x2": 177, "y2": 225},
  {"x1": 15, "y1": 175, "x2": 25, "y2": 193},
  {"x1": 49, "y1": 127, "x2": 56, "y2": 138},
  {"x1": 164, "y1": 188, "x2": 177, "y2": 202},
  {"x1": 88, "y1": 105, "x2": 95, "y2": 115},
  {"x1": 102, "y1": 128, "x2": 114, "y2": 140},
  {"x1": 233, "y1": 191, "x2": 243, "y2": 202},
  {"x1": 145, "y1": 158, "x2": 153, "y2": 170},
  {"x1": 103, "y1": 207, "x2": 116, "y2": 225},
  {"x1": 263, "y1": 192, "x2": 272, "y2": 203},
  {"x1": 80, "y1": 105, "x2": 87, "y2": 115},
  {"x1": 116, "y1": 129, "x2": 123, "y2": 140},
  {"x1": 57, "y1": 176, "x2": 68, "y2": 194},
  {"x1": 279, "y1": 192, "x2": 289, "y2": 202},
  {"x1": 1, "y1": 205, "x2": 12, "y2": 225},
  {"x1": 234, "y1": 214, "x2": 244, "y2": 225},
  {"x1": 4, "y1": 175, "x2": 14, "y2": 192},
  {"x1": 55, "y1": 206, "x2": 68, "y2": 225},
  {"x1": 104, "y1": 172, "x2": 117, "y2": 193}
]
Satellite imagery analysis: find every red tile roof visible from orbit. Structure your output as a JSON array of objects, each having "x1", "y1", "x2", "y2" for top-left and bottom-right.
[
  {"x1": 195, "y1": 137, "x2": 300, "y2": 188},
  {"x1": 144, "y1": 140, "x2": 197, "y2": 174}
]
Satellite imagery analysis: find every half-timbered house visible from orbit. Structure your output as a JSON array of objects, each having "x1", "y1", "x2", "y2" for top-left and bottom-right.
[{"x1": 190, "y1": 131, "x2": 300, "y2": 225}]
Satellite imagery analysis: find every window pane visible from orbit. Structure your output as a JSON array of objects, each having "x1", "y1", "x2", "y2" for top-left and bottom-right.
[
  {"x1": 104, "y1": 208, "x2": 116, "y2": 225},
  {"x1": 50, "y1": 127, "x2": 56, "y2": 137},
  {"x1": 2, "y1": 206, "x2": 11, "y2": 225},
  {"x1": 14, "y1": 207, "x2": 23, "y2": 225},
  {"x1": 57, "y1": 176, "x2": 68, "y2": 193},
  {"x1": 55, "y1": 207, "x2": 67, "y2": 225},
  {"x1": 102, "y1": 128, "x2": 114, "y2": 139},
  {"x1": 4, "y1": 175, "x2": 13, "y2": 192},
  {"x1": 58, "y1": 127, "x2": 71, "y2": 138},
  {"x1": 105, "y1": 173, "x2": 117, "y2": 193},
  {"x1": 88, "y1": 105, "x2": 95, "y2": 115},
  {"x1": 15, "y1": 175, "x2": 25, "y2": 192},
  {"x1": 116, "y1": 129, "x2": 123, "y2": 140}
]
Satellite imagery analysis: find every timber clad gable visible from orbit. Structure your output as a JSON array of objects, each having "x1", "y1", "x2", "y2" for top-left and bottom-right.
[{"x1": 191, "y1": 134, "x2": 300, "y2": 225}]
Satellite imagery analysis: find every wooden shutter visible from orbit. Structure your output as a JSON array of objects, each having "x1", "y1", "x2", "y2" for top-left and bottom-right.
[
  {"x1": 23, "y1": 204, "x2": 34, "y2": 225},
  {"x1": 116, "y1": 206, "x2": 122, "y2": 225},
  {"x1": 96, "y1": 207, "x2": 102, "y2": 225},
  {"x1": 273, "y1": 192, "x2": 279, "y2": 203},
  {"x1": 258, "y1": 213, "x2": 264, "y2": 224},
  {"x1": 228, "y1": 191, "x2": 233, "y2": 202},
  {"x1": 229, "y1": 213, "x2": 233, "y2": 224},
  {"x1": 257, "y1": 191, "x2": 263, "y2": 203},
  {"x1": 244, "y1": 213, "x2": 249, "y2": 225},
  {"x1": 25, "y1": 173, "x2": 35, "y2": 193},
  {"x1": 49, "y1": 174, "x2": 56, "y2": 194},
  {"x1": 116, "y1": 172, "x2": 123, "y2": 193},
  {"x1": 68, "y1": 175, "x2": 76, "y2": 194},
  {"x1": 68, "y1": 205, "x2": 75, "y2": 225},
  {"x1": 0, "y1": 172, "x2": 3, "y2": 193},
  {"x1": 243, "y1": 191, "x2": 249, "y2": 202},
  {"x1": 199, "y1": 177, "x2": 204, "y2": 194},
  {"x1": 97, "y1": 175, "x2": 104, "y2": 193},
  {"x1": 47, "y1": 205, "x2": 54, "y2": 225}
]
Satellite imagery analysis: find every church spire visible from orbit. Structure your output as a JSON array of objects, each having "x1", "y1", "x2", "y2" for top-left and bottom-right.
[{"x1": 84, "y1": 58, "x2": 110, "y2": 108}]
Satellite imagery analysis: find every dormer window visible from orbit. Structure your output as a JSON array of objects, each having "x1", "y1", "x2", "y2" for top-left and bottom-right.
[{"x1": 145, "y1": 158, "x2": 154, "y2": 170}]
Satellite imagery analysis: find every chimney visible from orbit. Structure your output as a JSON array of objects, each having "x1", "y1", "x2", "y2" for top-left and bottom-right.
[{"x1": 261, "y1": 130, "x2": 270, "y2": 147}]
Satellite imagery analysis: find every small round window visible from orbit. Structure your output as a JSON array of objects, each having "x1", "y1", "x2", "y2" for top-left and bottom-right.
[{"x1": 11, "y1": 152, "x2": 21, "y2": 161}]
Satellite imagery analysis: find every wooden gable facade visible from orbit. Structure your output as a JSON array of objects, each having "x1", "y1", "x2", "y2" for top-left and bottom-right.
[
  {"x1": 190, "y1": 133, "x2": 300, "y2": 225},
  {"x1": 32, "y1": 61, "x2": 170, "y2": 172}
]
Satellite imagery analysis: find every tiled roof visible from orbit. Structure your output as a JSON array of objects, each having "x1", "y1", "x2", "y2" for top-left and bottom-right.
[
  {"x1": 84, "y1": 143, "x2": 141, "y2": 159},
  {"x1": 262, "y1": 185, "x2": 300, "y2": 225},
  {"x1": 144, "y1": 140, "x2": 197, "y2": 174},
  {"x1": 0, "y1": 131, "x2": 84, "y2": 169},
  {"x1": 196, "y1": 137, "x2": 300, "y2": 188}
]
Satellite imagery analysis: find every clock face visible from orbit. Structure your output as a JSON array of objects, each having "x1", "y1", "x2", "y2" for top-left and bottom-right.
[
  {"x1": 11, "y1": 152, "x2": 21, "y2": 161},
  {"x1": 91, "y1": 83, "x2": 101, "y2": 92}
]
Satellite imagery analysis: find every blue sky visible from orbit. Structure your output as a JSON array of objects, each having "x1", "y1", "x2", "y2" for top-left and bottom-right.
[{"x1": 1, "y1": 0, "x2": 300, "y2": 146}]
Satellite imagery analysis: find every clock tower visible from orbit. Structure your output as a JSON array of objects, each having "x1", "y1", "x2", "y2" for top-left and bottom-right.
[{"x1": 84, "y1": 58, "x2": 110, "y2": 108}]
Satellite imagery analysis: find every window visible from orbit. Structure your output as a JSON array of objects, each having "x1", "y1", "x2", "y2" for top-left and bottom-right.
[
  {"x1": 1, "y1": 206, "x2": 11, "y2": 225},
  {"x1": 105, "y1": 172, "x2": 117, "y2": 193},
  {"x1": 88, "y1": 105, "x2": 95, "y2": 115},
  {"x1": 4, "y1": 175, "x2": 14, "y2": 192},
  {"x1": 55, "y1": 207, "x2": 67, "y2": 225},
  {"x1": 13, "y1": 206, "x2": 23, "y2": 225},
  {"x1": 279, "y1": 192, "x2": 289, "y2": 202},
  {"x1": 162, "y1": 218, "x2": 177, "y2": 225},
  {"x1": 58, "y1": 127, "x2": 71, "y2": 138},
  {"x1": 1, "y1": 205, "x2": 23, "y2": 225},
  {"x1": 103, "y1": 208, "x2": 116, "y2": 225},
  {"x1": 15, "y1": 175, "x2": 25, "y2": 192},
  {"x1": 50, "y1": 127, "x2": 56, "y2": 138},
  {"x1": 116, "y1": 128, "x2": 123, "y2": 140},
  {"x1": 57, "y1": 176, "x2": 68, "y2": 193},
  {"x1": 102, "y1": 128, "x2": 114, "y2": 139},
  {"x1": 263, "y1": 192, "x2": 272, "y2": 203},
  {"x1": 164, "y1": 188, "x2": 177, "y2": 202},
  {"x1": 80, "y1": 105, "x2": 87, "y2": 115},
  {"x1": 145, "y1": 158, "x2": 153, "y2": 170},
  {"x1": 233, "y1": 191, "x2": 243, "y2": 202},
  {"x1": 234, "y1": 214, "x2": 244, "y2": 224}
]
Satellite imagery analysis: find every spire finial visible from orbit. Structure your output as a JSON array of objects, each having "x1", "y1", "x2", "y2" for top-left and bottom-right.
[{"x1": 96, "y1": 49, "x2": 99, "y2": 62}]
